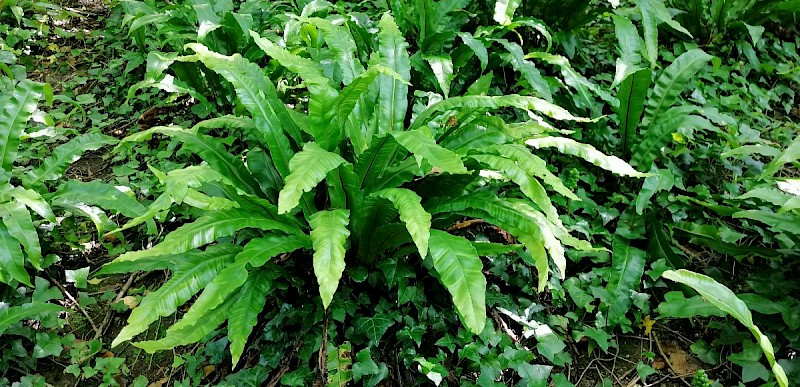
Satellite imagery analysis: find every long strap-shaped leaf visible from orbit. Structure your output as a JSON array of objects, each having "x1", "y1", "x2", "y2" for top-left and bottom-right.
[
  {"x1": 8, "y1": 186, "x2": 56, "y2": 222},
  {"x1": 354, "y1": 134, "x2": 402, "y2": 192},
  {"x1": 0, "y1": 302, "x2": 65, "y2": 335},
  {"x1": 186, "y1": 44, "x2": 300, "y2": 178},
  {"x1": 0, "y1": 202, "x2": 41, "y2": 269},
  {"x1": 428, "y1": 230, "x2": 486, "y2": 334},
  {"x1": 469, "y1": 153, "x2": 560, "y2": 222},
  {"x1": 337, "y1": 65, "x2": 407, "y2": 135},
  {"x1": 1, "y1": 79, "x2": 48, "y2": 171},
  {"x1": 134, "y1": 293, "x2": 236, "y2": 353},
  {"x1": 526, "y1": 136, "x2": 648, "y2": 177},
  {"x1": 112, "y1": 244, "x2": 240, "y2": 346},
  {"x1": 612, "y1": 14, "x2": 645, "y2": 86},
  {"x1": 642, "y1": 49, "x2": 712, "y2": 130},
  {"x1": 53, "y1": 180, "x2": 156, "y2": 233},
  {"x1": 428, "y1": 194, "x2": 553, "y2": 291},
  {"x1": 393, "y1": 129, "x2": 468, "y2": 174},
  {"x1": 763, "y1": 135, "x2": 800, "y2": 177},
  {"x1": 309, "y1": 209, "x2": 351, "y2": 309},
  {"x1": 484, "y1": 144, "x2": 579, "y2": 200},
  {"x1": 411, "y1": 95, "x2": 588, "y2": 132},
  {"x1": 372, "y1": 13, "x2": 411, "y2": 141},
  {"x1": 371, "y1": 188, "x2": 431, "y2": 259},
  {"x1": 632, "y1": 108, "x2": 702, "y2": 169},
  {"x1": 496, "y1": 40, "x2": 552, "y2": 102},
  {"x1": 250, "y1": 31, "x2": 342, "y2": 151},
  {"x1": 228, "y1": 268, "x2": 279, "y2": 367},
  {"x1": 615, "y1": 68, "x2": 652, "y2": 154},
  {"x1": 662, "y1": 270, "x2": 789, "y2": 387},
  {"x1": 528, "y1": 52, "x2": 616, "y2": 116},
  {"x1": 278, "y1": 143, "x2": 347, "y2": 214},
  {"x1": 109, "y1": 207, "x2": 300, "y2": 263},
  {"x1": 119, "y1": 126, "x2": 261, "y2": 195},
  {"x1": 235, "y1": 234, "x2": 312, "y2": 267},
  {"x1": 298, "y1": 17, "x2": 365, "y2": 85},
  {"x1": 23, "y1": 133, "x2": 116, "y2": 188},
  {"x1": 0, "y1": 222, "x2": 31, "y2": 286}
]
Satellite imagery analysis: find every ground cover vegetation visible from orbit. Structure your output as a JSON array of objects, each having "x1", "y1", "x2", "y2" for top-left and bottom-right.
[{"x1": 1, "y1": 0, "x2": 799, "y2": 385}]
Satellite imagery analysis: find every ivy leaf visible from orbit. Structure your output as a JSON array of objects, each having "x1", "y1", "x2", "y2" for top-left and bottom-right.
[
  {"x1": 352, "y1": 348, "x2": 380, "y2": 382},
  {"x1": 354, "y1": 315, "x2": 395, "y2": 345}
]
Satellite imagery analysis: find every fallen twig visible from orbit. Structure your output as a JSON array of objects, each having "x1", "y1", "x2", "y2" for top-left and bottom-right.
[{"x1": 45, "y1": 272, "x2": 102, "y2": 339}]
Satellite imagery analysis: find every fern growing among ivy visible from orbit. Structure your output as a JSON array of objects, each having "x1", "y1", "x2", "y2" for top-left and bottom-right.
[{"x1": 101, "y1": 11, "x2": 646, "y2": 365}]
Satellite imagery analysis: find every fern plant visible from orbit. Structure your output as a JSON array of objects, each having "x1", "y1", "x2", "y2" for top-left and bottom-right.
[
  {"x1": 0, "y1": 61, "x2": 124, "y2": 287},
  {"x1": 669, "y1": 0, "x2": 800, "y2": 43},
  {"x1": 101, "y1": 11, "x2": 647, "y2": 364},
  {"x1": 610, "y1": 10, "x2": 713, "y2": 169}
]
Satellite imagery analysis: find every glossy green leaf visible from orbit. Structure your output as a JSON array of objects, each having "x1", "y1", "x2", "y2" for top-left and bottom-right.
[
  {"x1": 7, "y1": 186, "x2": 55, "y2": 222},
  {"x1": 393, "y1": 129, "x2": 468, "y2": 174},
  {"x1": 337, "y1": 65, "x2": 406, "y2": 133},
  {"x1": 637, "y1": 0, "x2": 693, "y2": 68},
  {"x1": 250, "y1": 30, "x2": 341, "y2": 151},
  {"x1": 372, "y1": 188, "x2": 431, "y2": 259},
  {"x1": 485, "y1": 144, "x2": 579, "y2": 200},
  {"x1": 495, "y1": 40, "x2": 552, "y2": 101},
  {"x1": 428, "y1": 230, "x2": 486, "y2": 334},
  {"x1": 412, "y1": 95, "x2": 588, "y2": 131},
  {"x1": 299, "y1": 17, "x2": 364, "y2": 84},
  {"x1": 526, "y1": 137, "x2": 648, "y2": 177},
  {"x1": 0, "y1": 202, "x2": 41, "y2": 269},
  {"x1": 0, "y1": 302, "x2": 65, "y2": 335},
  {"x1": 662, "y1": 270, "x2": 788, "y2": 387},
  {"x1": 120, "y1": 126, "x2": 261, "y2": 195},
  {"x1": 642, "y1": 49, "x2": 712, "y2": 131},
  {"x1": 645, "y1": 215, "x2": 684, "y2": 269},
  {"x1": 457, "y1": 32, "x2": 488, "y2": 71},
  {"x1": 373, "y1": 13, "x2": 411, "y2": 139},
  {"x1": 112, "y1": 244, "x2": 240, "y2": 346},
  {"x1": 0, "y1": 222, "x2": 30, "y2": 286},
  {"x1": 54, "y1": 180, "x2": 155, "y2": 232},
  {"x1": 634, "y1": 166, "x2": 674, "y2": 214},
  {"x1": 612, "y1": 14, "x2": 644, "y2": 85},
  {"x1": 186, "y1": 44, "x2": 299, "y2": 177},
  {"x1": 470, "y1": 153, "x2": 561, "y2": 224},
  {"x1": 616, "y1": 68, "x2": 652, "y2": 154},
  {"x1": 1, "y1": 79, "x2": 47, "y2": 171},
  {"x1": 135, "y1": 294, "x2": 235, "y2": 353},
  {"x1": 528, "y1": 52, "x2": 615, "y2": 116},
  {"x1": 763, "y1": 135, "x2": 800, "y2": 177},
  {"x1": 235, "y1": 234, "x2": 311, "y2": 267},
  {"x1": 493, "y1": 0, "x2": 521, "y2": 25},
  {"x1": 229, "y1": 269, "x2": 277, "y2": 367},
  {"x1": 109, "y1": 207, "x2": 299, "y2": 264},
  {"x1": 733, "y1": 210, "x2": 800, "y2": 235},
  {"x1": 607, "y1": 236, "x2": 645, "y2": 293},
  {"x1": 424, "y1": 54, "x2": 454, "y2": 98},
  {"x1": 278, "y1": 142, "x2": 347, "y2": 214},
  {"x1": 23, "y1": 134, "x2": 117, "y2": 188},
  {"x1": 309, "y1": 209, "x2": 351, "y2": 309}
]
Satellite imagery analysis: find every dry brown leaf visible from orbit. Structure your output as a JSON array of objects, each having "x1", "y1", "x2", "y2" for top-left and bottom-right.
[
  {"x1": 121, "y1": 296, "x2": 139, "y2": 309},
  {"x1": 661, "y1": 340, "x2": 702, "y2": 375},
  {"x1": 148, "y1": 377, "x2": 169, "y2": 387}
]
